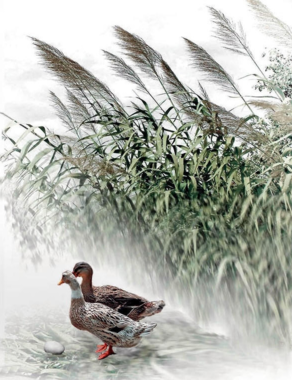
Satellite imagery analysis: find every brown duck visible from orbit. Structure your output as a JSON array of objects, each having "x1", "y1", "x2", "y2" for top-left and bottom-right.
[
  {"x1": 58, "y1": 270, "x2": 157, "y2": 360},
  {"x1": 72, "y1": 262, "x2": 165, "y2": 322}
]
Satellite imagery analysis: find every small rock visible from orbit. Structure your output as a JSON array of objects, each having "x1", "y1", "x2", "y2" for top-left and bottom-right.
[{"x1": 44, "y1": 341, "x2": 65, "y2": 355}]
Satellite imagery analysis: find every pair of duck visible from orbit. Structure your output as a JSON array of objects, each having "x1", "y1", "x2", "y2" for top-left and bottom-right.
[{"x1": 59, "y1": 262, "x2": 165, "y2": 360}]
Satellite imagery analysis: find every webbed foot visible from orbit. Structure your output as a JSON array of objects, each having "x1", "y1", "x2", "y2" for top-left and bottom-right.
[
  {"x1": 95, "y1": 343, "x2": 108, "y2": 353},
  {"x1": 98, "y1": 345, "x2": 115, "y2": 360}
]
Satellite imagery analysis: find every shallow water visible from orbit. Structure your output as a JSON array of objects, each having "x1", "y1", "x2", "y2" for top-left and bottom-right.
[{"x1": 2, "y1": 306, "x2": 292, "y2": 380}]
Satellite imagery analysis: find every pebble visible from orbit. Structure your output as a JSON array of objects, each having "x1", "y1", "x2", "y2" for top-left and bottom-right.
[{"x1": 44, "y1": 341, "x2": 65, "y2": 355}]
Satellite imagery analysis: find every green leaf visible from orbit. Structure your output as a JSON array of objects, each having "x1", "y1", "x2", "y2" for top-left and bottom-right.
[{"x1": 27, "y1": 148, "x2": 52, "y2": 170}]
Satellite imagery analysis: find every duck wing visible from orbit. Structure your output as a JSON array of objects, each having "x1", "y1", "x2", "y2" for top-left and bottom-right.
[
  {"x1": 91, "y1": 285, "x2": 165, "y2": 321},
  {"x1": 88, "y1": 303, "x2": 157, "y2": 337},
  {"x1": 87, "y1": 303, "x2": 135, "y2": 333},
  {"x1": 93, "y1": 285, "x2": 148, "y2": 309}
]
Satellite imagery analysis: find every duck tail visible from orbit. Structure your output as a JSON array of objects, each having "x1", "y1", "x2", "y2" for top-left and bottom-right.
[
  {"x1": 137, "y1": 322, "x2": 157, "y2": 337},
  {"x1": 150, "y1": 300, "x2": 166, "y2": 313}
]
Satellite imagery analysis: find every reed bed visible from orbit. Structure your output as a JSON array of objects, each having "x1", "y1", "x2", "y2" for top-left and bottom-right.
[{"x1": 2, "y1": 0, "x2": 292, "y2": 344}]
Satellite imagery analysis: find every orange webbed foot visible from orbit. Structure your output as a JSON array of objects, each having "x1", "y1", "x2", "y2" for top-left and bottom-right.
[
  {"x1": 98, "y1": 346, "x2": 115, "y2": 360},
  {"x1": 95, "y1": 343, "x2": 108, "y2": 353}
]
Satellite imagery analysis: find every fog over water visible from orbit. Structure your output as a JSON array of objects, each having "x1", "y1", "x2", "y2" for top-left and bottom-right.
[{"x1": 1, "y1": 196, "x2": 292, "y2": 380}]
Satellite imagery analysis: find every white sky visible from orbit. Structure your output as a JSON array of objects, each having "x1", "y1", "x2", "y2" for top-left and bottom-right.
[
  {"x1": 1, "y1": 0, "x2": 292, "y2": 131},
  {"x1": 0, "y1": 0, "x2": 292, "y2": 342}
]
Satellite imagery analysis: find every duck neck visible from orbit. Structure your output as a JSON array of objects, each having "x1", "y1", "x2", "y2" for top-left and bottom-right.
[
  {"x1": 70, "y1": 285, "x2": 85, "y2": 305},
  {"x1": 81, "y1": 274, "x2": 94, "y2": 297}
]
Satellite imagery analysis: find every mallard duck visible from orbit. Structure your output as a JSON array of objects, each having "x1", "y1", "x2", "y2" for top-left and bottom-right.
[
  {"x1": 72, "y1": 262, "x2": 165, "y2": 321},
  {"x1": 58, "y1": 270, "x2": 157, "y2": 360}
]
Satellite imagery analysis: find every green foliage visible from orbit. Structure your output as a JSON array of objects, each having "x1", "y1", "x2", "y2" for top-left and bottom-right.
[
  {"x1": 255, "y1": 49, "x2": 292, "y2": 99},
  {"x1": 2, "y1": 1, "x2": 292, "y2": 342}
]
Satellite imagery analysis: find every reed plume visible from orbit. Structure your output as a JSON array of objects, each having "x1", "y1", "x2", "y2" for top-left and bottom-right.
[
  {"x1": 209, "y1": 7, "x2": 252, "y2": 57},
  {"x1": 184, "y1": 37, "x2": 254, "y2": 115},
  {"x1": 160, "y1": 59, "x2": 197, "y2": 111},
  {"x1": 50, "y1": 91, "x2": 75, "y2": 132},
  {"x1": 247, "y1": 0, "x2": 292, "y2": 49},
  {"x1": 66, "y1": 89, "x2": 94, "y2": 131},
  {"x1": 31, "y1": 37, "x2": 125, "y2": 115},
  {"x1": 114, "y1": 26, "x2": 162, "y2": 80},
  {"x1": 104, "y1": 50, "x2": 148, "y2": 93},
  {"x1": 184, "y1": 38, "x2": 240, "y2": 96}
]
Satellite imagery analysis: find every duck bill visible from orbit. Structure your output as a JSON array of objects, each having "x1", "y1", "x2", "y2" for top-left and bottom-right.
[{"x1": 58, "y1": 278, "x2": 64, "y2": 285}]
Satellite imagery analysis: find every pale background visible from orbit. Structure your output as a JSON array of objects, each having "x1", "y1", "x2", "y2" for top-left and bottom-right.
[{"x1": 0, "y1": 0, "x2": 291, "y2": 344}]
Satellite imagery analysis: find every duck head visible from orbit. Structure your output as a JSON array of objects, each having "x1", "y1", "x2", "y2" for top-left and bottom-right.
[
  {"x1": 58, "y1": 270, "x2": 84, "y2": 300},
  {"x1": 72, "y1": 262, "x2": 93, "y2": 279},
  {"x1": 58, "y1": 270, "x2": 79, "y2": 289}
]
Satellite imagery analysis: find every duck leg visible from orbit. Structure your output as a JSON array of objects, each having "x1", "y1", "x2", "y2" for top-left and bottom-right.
[
  {"x1": 95, "y1": 343, "x2": 108, "y2": 353},
  {"x1": 98, "y1": 345, "x2": 115, "y2": 360}
]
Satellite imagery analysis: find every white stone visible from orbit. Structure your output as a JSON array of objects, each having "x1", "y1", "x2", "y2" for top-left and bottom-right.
[{"x1": 44, "y1": 341, "x2": 65, "y2": 355}]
